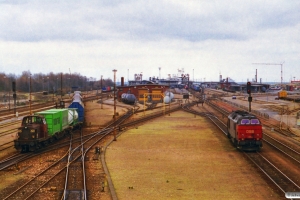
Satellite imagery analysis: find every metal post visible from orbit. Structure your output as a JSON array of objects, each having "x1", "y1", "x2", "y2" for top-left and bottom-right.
[
  {"x1": 112, "y1": 69, "x2": 117, "y2": 119},
  {"x1": 101, "y1": 75, "x2": 103, "y2": 109},
  {"x1": 169, "y1": 81, "x2": 170, "y2": 116},
  {"x1": 8, "y1": 85, "x2": 10, "y2": 110},
  {"x1": 3, "y1": 76, "x2": 6, "y2": 107},
  {"x1": 249, "y1": 93, "x2": 251, "y2": 112},
  {"x1": 47, "y1": 76, "x2": 49, "y2": 94},
  {"x1": 13, "y1": 81, "x2": 16, "y2": 116},
  {"x1": 61, "y1": 73, "x2": 63, "y2": 100},
  {"x1": 29, "y1": 75, "x2": 32, "y2": 115}
]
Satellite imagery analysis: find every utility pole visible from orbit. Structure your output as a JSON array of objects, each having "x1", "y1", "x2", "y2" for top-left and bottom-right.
[
  {"x1": 12, "y1": 81, "x2": 16, "y2": 116},
  {"x1": 247, "y1": 82, "x2": 252, "y2": 112},
  {"x1": 29, "y1": 74, "x2": 32, "y2": 115},
  {"x1": 252, "y1": 62, "x2": 285, "y2": 86},
  {"x1": 112, "y1": 69, "x2": 117, "y2": 119},
  {"x1": 101, "y1": 75, "x2": 103, "y2": 109},
  {"x1": 60, "y1": 73, "x2": 63, "y2": 100},
  {"x1": 69, "y1": 68, "x2": 71, "y2": 95},
  {"x1": 112, "y1": 69, "x2": 117, "y2": 141}
]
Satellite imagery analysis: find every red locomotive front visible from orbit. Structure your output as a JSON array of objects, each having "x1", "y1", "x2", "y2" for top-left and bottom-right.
[
  {"x1": 227, "y1": 110, "x2": 263, "y2": 151},
  {"x1": 14, "y1": 115, "x2": 48, "y2": 152}
]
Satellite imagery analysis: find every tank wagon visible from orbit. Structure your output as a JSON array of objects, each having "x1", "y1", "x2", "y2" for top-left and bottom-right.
[
  {"x1": 227, "y1": 110, "x2": 263, "y2": 151},
  {"x1": 164, "y1": 91, "x2": 174, "y2": 104},
  {"x1": 68, "y1": 91, "x2": 85, "y2": 122},
  {"x1": 14, "y1": 91, "x2": 84, "y2": 152},
  {"x1": 121, "y1": 93, "x2": 136, "y2": 104}
]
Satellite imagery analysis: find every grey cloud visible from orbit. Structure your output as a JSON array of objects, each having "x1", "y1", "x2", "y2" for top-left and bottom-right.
[{"x1": 0, "y1": 1, "x2": 299, "y2": 42}]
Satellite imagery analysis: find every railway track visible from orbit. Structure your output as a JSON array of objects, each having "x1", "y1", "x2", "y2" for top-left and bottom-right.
[
  {"x1": 263, "y1": 134, "x2": 300, "y2": 164},
  {"x1": 244, "y1": 152, "x2": 300, "y2": 194},
  {"x1": 1, "y1": 127, "x2": 114, "y2": 200},
  {"x1": 61, "y1": 132, "x2": 85, "y2": 200},
  {"x1": 192, "y1": 99, "x2": 300, "y2": 197},
  {"x1": 0, "y1": 102, "x2": 134, "y2": 199},
  {"x1": 0, "y1": 141, "x2": 14, "y2": 151}
]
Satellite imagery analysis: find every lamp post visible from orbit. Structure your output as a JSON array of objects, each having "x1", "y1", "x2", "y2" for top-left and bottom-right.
[
  {"x1": 56, "y1": 77, "x2": 58, "y2": 94},
  {"x1": 8, "y1": 77, "x2": 10, "y2": 110},
  {"x1": 169, "y1": 80, "x2": 170, "y2": 116},
  {"x1": 29, "y1": 74, "x2": 32, "y2": 115},
  {"x1": 112, "y1": 69, "x2": 117, "y2": 119},
  {"x1": 112, "y1": 69, "x2": 117, "y2": 141},
  {"x1": 47, "y1": 76, "x2": 49, "y2": 94},
  {"x1": 101, "y1": 75, "x2": 103, "y2": 109},
  {"x1": 3, "y1": 76, "x2": 6, "y2": 107}
]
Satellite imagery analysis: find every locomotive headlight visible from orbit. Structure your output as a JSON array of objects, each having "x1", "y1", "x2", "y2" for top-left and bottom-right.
[
  {"x1": 18, "y1": 129, "x2": 22, "y2": 133},
  {"x1": 30, "y1": 129, "x2": 35, "y2": 133},
  {"x1": 32, "y1": 135, "x2": 35, "y2": 138}
]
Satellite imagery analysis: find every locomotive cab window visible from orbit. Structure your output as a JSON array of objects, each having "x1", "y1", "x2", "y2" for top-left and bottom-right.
[
  {"x1": 22, "y1": 117, "x2": 34, "y2": 125},
  {"x1": 22, "y1": 116, "x2": 44, "y2": 125},
  {"x1": 251, "y1": 119, "x2": 260, "y2": 124},
  {"x1": 240, "y1": 119, "x2": 250, "y2": 125}
]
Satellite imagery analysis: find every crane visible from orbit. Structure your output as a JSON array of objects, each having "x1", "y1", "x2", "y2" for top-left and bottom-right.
[{"x1": 252, "y1": 62, "x2": 284, "y2": 86}]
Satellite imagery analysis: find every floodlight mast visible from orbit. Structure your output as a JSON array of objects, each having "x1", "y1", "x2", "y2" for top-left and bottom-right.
[{"x1": 252, "y1": 62, "x2": 284, "y2": 86}]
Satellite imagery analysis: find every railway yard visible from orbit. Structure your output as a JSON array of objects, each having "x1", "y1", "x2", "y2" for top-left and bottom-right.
[{"x1": 0, "y1": 89, "x2": 299, "y2": 199}]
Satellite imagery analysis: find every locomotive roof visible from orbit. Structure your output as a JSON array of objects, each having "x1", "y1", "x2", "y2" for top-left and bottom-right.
[{"x1": 230, "y1": 110, "x2": 257, "y2": 118}]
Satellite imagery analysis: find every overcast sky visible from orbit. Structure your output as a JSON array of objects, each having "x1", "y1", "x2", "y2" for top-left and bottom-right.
[{"x1": 0, "y1": 0, "x2": 299, "y2": 83}]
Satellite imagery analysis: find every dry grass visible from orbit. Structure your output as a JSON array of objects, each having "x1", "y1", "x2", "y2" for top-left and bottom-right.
[{"x1": 106, "y1": 111, "x2": 281, "y2": 200}]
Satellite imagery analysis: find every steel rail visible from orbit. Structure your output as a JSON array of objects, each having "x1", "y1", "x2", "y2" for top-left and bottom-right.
[
  {"x1": 263, "y1": 134, "x2": 300, "y2": 164},
  {"x1": 244, "y1": 152, "x2": 300, "y2": 194}
]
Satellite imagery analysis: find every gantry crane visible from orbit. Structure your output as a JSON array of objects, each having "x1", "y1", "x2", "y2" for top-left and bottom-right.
[{"x1": 252, "y1": 62, "x2": 285, "y2": 86}]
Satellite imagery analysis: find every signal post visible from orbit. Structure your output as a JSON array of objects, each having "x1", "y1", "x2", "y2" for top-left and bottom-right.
[{"x1": 247, "y1": 82, "x2": 252, "y2": 112}]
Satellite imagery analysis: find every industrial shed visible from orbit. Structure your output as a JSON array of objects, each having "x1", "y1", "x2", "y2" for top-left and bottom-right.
[{"x1": 117, "y1": 84, "x2": 169, "y2": 103}]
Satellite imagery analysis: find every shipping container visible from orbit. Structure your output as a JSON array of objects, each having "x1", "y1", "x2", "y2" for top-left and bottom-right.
[
  {"x1": 278, "y1": 90, "x2": 287, "y2": 98},
  {"x1": 35, "y1": 109, "x2": 69, "y2": 136}
]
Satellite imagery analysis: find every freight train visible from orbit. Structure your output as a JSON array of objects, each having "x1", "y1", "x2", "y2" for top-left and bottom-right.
[
  {"x1": 227, "y1": 110, "x2": 263, "y2": 151},
  {"x1": 14, "y1": 91, "x2": 84, "y2": 152}
]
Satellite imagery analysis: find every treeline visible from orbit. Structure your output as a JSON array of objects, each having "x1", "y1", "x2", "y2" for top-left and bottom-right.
[{"x1": 0, "y1": 71, "x2": 113, "y2": 93}]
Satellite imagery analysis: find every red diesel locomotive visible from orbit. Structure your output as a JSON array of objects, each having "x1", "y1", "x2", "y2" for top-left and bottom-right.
[{"x1": 227, "y1": 110, "x2": 263, "y2": 150}]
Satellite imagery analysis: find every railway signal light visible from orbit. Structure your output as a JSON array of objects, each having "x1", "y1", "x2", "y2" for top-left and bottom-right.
[{"x1": 247, "y1": 82, "x2": 251, "y2": 94}]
